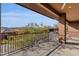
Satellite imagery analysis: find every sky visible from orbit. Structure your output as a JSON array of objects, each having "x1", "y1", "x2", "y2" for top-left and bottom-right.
[{"x1": 1, "y1": 3, "x2": 58, "y2": 28}]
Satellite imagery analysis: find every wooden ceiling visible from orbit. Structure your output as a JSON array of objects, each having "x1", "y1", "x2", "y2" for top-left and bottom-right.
[
  {"x1": 18, "y1": 3, "x2": 79, "y2": 22},
  {"x1": 49, "y1": 3, "x2": 79, "y2": 22}
]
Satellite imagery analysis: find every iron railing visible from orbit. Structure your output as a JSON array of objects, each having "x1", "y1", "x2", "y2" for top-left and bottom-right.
[{"x1": 0, "y1": 32, "x2": 49, "y2": 56}]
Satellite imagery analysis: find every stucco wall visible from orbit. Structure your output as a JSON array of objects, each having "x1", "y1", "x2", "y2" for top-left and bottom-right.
[
  {"x1": 67, "y1": 22, "x2": 79, "y2": 38},
  {"x1": 58, "y1": 18, "x2": 79, "y2": 41}
]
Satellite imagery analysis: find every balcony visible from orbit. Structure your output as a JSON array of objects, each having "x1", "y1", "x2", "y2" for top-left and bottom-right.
[{"x1": 1, "y1": 3, "x2": 79, "y2": 56}]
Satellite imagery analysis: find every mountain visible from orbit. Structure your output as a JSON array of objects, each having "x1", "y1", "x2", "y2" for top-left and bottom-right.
[{"x1": 1, "y1": 27, "x2": 11, "y2": 33}]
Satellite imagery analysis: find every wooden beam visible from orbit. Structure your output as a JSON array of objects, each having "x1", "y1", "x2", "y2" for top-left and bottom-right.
[
  {"x1": 41, "y1": 3, "x2": 61, "y2": 16},
  {"x1": 16, "y1": 3, "x2": 60, "y2": 20},
  {"x1": 67, "y1": 20, "x2": 79, "y2": 23}
]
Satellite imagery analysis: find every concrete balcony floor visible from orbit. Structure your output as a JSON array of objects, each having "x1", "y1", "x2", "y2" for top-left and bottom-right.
[
  {"x1": 8, "y1": 42, "x2": 79, "y2": 56},
  {"x1": 9, "y1": 38, "x2": 79, "y2": 56},
  {"x1": 51, "y1": 38, "x2": 79, "y2": 56},
  {"x1": 8, "y1": 41, "x2": 60, "y2": 56},
  {"x1": 50, "y1": 44, "x2": 79, "y2": 56}
]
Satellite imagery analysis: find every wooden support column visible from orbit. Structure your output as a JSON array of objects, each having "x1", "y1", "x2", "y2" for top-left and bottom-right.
[{"x1": 58, "y1": 13, "x2": 66, "y2": 44}]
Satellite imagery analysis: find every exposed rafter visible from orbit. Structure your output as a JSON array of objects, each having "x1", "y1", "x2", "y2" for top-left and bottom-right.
[
  {"x1": 61, "y1": 3, "x2": 66, "y2": 10},
  {"x1": 16, "y1": 3, "x2": 60, "y2": 20},
  {"x1": 41, "y1": 3, "x2": 61, "y2": 16}
]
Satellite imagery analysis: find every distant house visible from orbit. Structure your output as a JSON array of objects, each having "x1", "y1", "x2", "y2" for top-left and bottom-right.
[
  {"x1": 0, "y1": 33, "x2": 8, "y2": 40},
  {"x1": 3, "y1": 29, "x2": 17, "y2": 35}
]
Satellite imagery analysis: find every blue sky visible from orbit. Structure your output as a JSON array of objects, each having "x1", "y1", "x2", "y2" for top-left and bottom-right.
[{"x1": 1, "y1": 3, "x2": 58, "y2": 28}]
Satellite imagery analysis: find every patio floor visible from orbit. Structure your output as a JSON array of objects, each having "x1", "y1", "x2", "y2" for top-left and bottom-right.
[
  {"x1": 49, "y1": 44, "x2": 79, "y2": 56},
  {"x1": 50, "y1": 37, "x2": 79, "y2": 56},
  {"x1": 8, "y1": 41, "x2": 60, "y2": 56},
  {"x1": 8, "y1": 43, "x2": 79, "y2": 56}
]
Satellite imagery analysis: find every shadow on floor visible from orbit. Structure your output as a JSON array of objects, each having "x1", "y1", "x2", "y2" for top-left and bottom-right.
[{"x1": 66, "y1": 42, "x2": 79, "y2": 45}]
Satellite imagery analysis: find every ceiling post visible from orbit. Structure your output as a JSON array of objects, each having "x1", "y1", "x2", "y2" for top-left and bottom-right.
[{"x1": 58, "y1": 13, "x2": 66, "y2": 44}]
